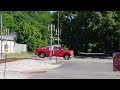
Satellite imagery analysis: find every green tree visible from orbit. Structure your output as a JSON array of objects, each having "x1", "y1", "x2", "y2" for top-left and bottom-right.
[
  {"x1": 52, "y1": 11, "x2": 120, "y2": 55},
  {"x1": 0, "y1": 11, "x2": 53, "y2": 52}
]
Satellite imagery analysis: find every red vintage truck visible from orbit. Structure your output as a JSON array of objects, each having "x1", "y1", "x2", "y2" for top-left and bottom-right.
[{"x1": 35, "y1": 45, "x2": 74, "y2": 60}]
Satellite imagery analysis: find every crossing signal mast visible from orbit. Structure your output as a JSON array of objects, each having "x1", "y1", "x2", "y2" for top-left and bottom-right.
[
  {"x1": 47, "y1": 11, "x2": 62, "y2": 60},
  {"x1": 48, "y1": 24, "x2": 55, "y2": 60}
]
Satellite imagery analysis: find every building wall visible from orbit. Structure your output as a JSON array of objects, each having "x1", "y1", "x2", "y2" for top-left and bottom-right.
[
  {"x1": 0, "y1": 40, "x2": 14, "y2": 53},
  {"x1": 14, "y1": 43, "x2": 27, "y2": 53},
  {"x1": 0, "y1": 40, "x2": 27, "y2": 53}
]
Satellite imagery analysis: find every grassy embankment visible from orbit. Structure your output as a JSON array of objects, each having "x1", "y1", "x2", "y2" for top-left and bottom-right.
[{"x1": 2, "y1": 52, "x2": 34, "y2": 58}]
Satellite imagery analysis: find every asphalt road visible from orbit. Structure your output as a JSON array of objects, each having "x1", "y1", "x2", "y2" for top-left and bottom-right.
[{"x1": 28, "y1": 57, "x2": 120, "y2": 79}]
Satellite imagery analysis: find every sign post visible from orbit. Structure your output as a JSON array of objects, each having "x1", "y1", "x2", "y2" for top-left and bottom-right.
[
  {"x1": 3, "y1": 28, "x2": 9, "y2": 79},
  {"x1": 113, "y1": 52, "x2": 120, "y2": 71},
  {"x1": 4, "y1": 43, "x2": 8, "y2": 79}
]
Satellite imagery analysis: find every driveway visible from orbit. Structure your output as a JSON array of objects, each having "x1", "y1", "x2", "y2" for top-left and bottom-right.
[{"x1": 28, "y1": 57, "x2": 120, "y2": 79}]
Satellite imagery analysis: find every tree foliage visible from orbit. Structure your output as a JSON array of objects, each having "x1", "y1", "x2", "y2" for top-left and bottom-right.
[
  {"x1": 1, "y1": 11, "x2": 120, "y2": 54},
  {"x1": 52, "y1": 11, "x2": 120, "y2": 55},
  {"x1": 0, "y1": 11, "x2": 53, "y2": 52}
]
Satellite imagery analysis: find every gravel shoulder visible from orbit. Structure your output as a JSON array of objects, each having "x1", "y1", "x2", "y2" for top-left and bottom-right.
[{"x1": 0, "y1": 58, "x2": 63, "y2": 79}]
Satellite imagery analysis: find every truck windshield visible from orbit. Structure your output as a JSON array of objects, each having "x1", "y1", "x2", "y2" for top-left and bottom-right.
[{"x1": 46, "y1": 46, "x2": 50, "y2": 49}]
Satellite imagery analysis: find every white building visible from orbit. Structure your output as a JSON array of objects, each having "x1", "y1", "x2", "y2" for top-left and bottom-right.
[{"x1": 0, "y1": 32, "x2": 27, "y2": 53}]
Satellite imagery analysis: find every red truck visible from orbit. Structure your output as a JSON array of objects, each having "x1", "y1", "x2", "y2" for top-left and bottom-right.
[{"x1": 35, "y1": 45, "x2": 74, "y2": 60}]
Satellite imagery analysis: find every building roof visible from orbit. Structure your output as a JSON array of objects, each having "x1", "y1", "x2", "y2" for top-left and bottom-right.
[{"x1": 0, "y1": 32, "x2": 16, "y2": 41}]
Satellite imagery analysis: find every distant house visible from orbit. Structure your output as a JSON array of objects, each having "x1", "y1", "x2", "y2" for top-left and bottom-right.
[{"x1": 0, "y1": 32, "x2": 27, "y2": 53}]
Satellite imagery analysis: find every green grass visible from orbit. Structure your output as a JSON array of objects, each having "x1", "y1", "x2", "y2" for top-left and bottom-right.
[{"x1": 2, "y1": 52, "x2": 34, "y2": 58}]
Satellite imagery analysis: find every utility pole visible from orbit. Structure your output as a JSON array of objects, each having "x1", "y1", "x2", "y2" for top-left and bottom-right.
[
  {"x1": 1, "y1": 15, "x2": 2, "y2": 57},
  {"x1": 58, "y1": 11, "x2": 59, "y2": 45}
]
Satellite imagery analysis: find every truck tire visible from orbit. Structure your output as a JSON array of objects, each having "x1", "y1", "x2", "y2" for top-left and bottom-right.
[
  {"x1": 64, "y1": 54, "x2": 70, "y2": 60},
  {"x1": 39, "y1": 52, "x2": 46, "y2": 58}
]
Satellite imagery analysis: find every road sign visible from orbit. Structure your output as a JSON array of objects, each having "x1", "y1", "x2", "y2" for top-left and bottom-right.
[
  {"x1": 4, "y1": 49, "x2": 8, "y2": 53},
  {"x1": 113, "y1": 53, "x2": 120, "y2": 71}
]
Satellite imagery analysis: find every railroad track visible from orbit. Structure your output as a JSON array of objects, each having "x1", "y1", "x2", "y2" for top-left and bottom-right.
[{"x1": 0, "y1": 57, "x2": 36, "y2": 64}]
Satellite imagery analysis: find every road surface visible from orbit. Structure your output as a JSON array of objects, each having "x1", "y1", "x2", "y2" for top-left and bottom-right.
[{"x1": 28, "y1": 57, "x2": 120, "y2": 79}]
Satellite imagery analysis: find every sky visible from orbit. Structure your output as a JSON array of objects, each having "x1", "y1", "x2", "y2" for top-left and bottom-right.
[{"x1": 50, "y1": 11, "x2": 57, "y2": 13}]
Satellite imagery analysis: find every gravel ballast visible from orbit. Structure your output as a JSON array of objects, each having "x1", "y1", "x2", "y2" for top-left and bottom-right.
[{"x1": 0, "y1": 59, "x2": 62, "y2": 79}]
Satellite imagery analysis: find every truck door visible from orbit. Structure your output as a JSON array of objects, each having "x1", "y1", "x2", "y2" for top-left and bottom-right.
[
  {"x1": 53, "y1": 47, "x2": 64, "y2": 57},
  {"x1": 58, "y1": 47, "x2": 64, "y2": 57},
  {"x1": 53, "y1": 47, "x2": 59, "y2": 56}
]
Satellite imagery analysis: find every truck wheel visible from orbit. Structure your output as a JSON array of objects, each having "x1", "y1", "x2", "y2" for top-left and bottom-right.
[
  {"x1": 64, "y1": 54, "x2": 70, "y2": 60},
  {"x1": 39, "y1": 52, "x2": 46, "y2": 58}
]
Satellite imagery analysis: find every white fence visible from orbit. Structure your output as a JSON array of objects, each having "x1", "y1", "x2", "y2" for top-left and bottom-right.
[{"x1": 14, "y1": 43, "x2": 27, "y2": 53}]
